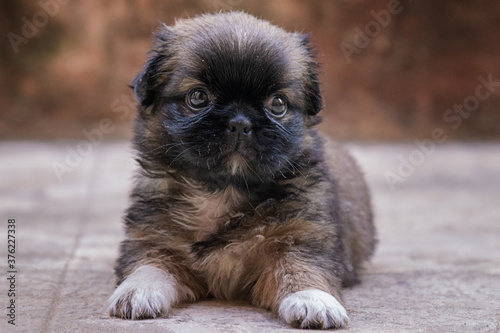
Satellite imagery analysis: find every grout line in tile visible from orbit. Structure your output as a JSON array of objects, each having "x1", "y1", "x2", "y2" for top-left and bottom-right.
[{"x1": 41, "y1": 149, "x2": 104, "y2": 333}]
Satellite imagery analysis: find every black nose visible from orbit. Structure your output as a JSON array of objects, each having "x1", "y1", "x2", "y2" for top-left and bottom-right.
[{"x1": 227, "y1": 114, "x2": 252, "y2": 135}]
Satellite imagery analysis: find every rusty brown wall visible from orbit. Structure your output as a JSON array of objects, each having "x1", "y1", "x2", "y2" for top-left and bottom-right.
[{"x1": 1, "y1": 0, "x2": 499, "y2": 141}]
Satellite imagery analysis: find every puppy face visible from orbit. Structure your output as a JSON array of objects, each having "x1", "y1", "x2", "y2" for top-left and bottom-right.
[{"x1": 133, "y1": 12, "x2": 323, "y2": 190}]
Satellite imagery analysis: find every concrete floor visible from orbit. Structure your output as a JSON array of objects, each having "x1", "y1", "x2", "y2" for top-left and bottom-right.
[{"x1": 0, "y1": 141, "x2": 499, "y2": 332}]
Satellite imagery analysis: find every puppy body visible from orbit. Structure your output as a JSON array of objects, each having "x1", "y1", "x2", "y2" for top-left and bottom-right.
[{"x1": 109, "y1": 12, "x2": 376, "y2": 329}]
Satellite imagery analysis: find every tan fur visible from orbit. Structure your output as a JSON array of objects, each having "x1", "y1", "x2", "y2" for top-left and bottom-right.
[
  {"x1": 191, "y1": 214, "x2": 338, "y2": 302},
  {"x1": 187, "y1": 185, "x2": 244, "y2": 241},
  {"x1": 252, "y1": 253, "x2": 340, "y2": 313}
]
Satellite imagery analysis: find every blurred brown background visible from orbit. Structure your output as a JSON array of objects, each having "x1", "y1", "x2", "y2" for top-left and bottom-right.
[{"x1": 1, "y1": 0, "x2": 499, "y2": 141}]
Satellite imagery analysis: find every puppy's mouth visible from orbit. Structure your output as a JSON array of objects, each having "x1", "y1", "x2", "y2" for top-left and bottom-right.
[
  {"x1": 217, "y1": 134, "x2": 256, "y2": 175},
  {"x1": 224, "y1": 131, "x2": 252, "y2": 157},
  {"x1": 222, "y1": 140, "x2": 251, "y2": 174},
  {"x1": 227, "y1": 151, "x2": 248, "y2": 175}
]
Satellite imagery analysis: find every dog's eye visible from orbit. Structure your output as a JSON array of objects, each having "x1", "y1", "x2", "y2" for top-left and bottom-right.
[
  {"x1": 187, "y1": 89, "x2": 210, "y2": 110},
  {"x1": 266, "y1": 95, "x2": 287, "y2": 117}
]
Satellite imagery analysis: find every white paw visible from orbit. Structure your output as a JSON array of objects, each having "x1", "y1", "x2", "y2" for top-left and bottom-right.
[
  {"x1": 108, "y1": 265, "x2": 178, "y2": 319},
  {"x1": 279, "y1": 289, "x2": 349, "y2": 329}
]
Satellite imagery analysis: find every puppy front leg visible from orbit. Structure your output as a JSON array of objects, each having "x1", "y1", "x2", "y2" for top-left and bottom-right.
[
  {"x1": 108, "y1": 264, "x2": 179, "y2": 320},
  {"x1": 252, "y1": 254, "x2": 349, "y2": 329}
]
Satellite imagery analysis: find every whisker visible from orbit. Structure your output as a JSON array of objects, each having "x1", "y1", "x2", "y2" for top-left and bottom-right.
[
  {"x1": 243, "y1": 173, "x2": 250, "y2": 195},
  {"x1": 267, "y1": 117, "x2": 293, "y2": 139},
  {"x1": 277, "y1": 160, "x2": 287, "y2": 178},
  {"x1": 244, "y1": 159, "x2": 265, "y2": 183},
  {"x1": 144, "y1": 142, "x2": 186, "y2": 155},
  {"x1": 284, "y1": 157, "x2": 305, "y2": 178},
  {"x1": 165, "y1": 143, "x2": 188, "y2": 155},
  {"x1": 167, "y1": 148, "x2": 191, "y2": 169}
]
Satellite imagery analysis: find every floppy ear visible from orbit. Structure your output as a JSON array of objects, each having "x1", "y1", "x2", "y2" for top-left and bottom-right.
[
  {"x1": 133, "y1": 53, "x2": 165, "y2": 110},
  {"x1": 297, "y1": 33, "x2": 324, "y2": 116},
  {"x1": 305, "y1": 66, "x2": 323, "y2": 116},
  {"x1": 133, "y1": 24, "x2": 172, "y2": 111}
]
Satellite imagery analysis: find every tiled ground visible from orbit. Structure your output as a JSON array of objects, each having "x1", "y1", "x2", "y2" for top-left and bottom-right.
[{"x1": 1, "y1": 141, "x2": 499, "y2": 332}]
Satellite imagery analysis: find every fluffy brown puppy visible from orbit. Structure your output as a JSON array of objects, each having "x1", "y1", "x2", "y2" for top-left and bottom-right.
[{"x1": 108, "y1": 11, "x2": 376, "y2": 329}]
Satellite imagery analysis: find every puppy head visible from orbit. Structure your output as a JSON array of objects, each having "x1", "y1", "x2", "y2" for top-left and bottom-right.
[{"x1": 134, "y1": 12, "x2": 323, "y2": 189}]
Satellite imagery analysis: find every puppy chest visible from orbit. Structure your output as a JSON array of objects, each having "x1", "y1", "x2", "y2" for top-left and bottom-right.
[
  {"x1": 185, "y1": 186, "x2": 244, "y2": 241},
  {"x1": 193, "y1": 235, "x2": 267, "y2": 300}
]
